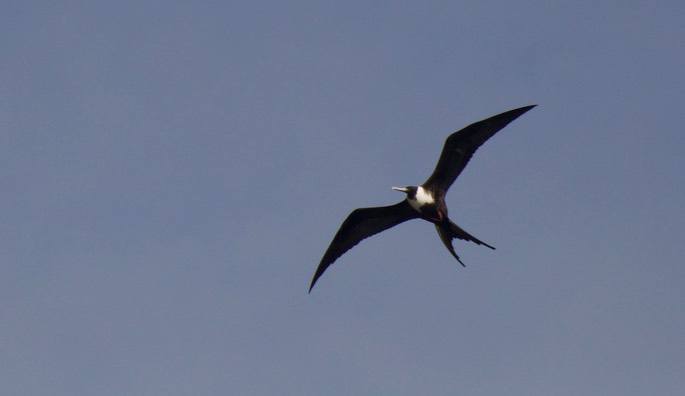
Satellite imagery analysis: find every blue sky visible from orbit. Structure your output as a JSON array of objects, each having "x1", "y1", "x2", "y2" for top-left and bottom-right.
[{"x1": 2, "y1": 2, "x2": 685, "y2": 395}]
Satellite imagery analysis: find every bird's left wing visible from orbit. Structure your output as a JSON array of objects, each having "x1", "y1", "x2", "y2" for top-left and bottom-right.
[
  {"x1": 309, "y1": 200, "x2": 419, "y2": 292},
  {"x1": 423, "y1": 105, "x2": 536, "y2": 194}
]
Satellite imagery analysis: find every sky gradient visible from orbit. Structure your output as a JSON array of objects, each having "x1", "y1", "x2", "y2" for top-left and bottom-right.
[{"x1": 3, "y1": 2, "x2": 685, "y2": 395}]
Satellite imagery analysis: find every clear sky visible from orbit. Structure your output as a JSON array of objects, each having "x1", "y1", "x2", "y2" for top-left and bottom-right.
[{"x1": 2, "y1": 2, "x2": 684, "y2": 395}]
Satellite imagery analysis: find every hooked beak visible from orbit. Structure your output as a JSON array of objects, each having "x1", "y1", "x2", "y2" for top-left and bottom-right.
[{"x1": 391, "y1": 187, "x2": 409, "y2": 193}]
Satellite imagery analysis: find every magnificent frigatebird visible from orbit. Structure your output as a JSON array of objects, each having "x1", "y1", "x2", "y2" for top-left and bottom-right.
[{"x1": 309, "y1": 105, "x2": 536, "y2": 292}]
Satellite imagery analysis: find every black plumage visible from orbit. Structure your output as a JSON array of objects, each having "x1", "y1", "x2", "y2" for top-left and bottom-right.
[{"x1": 309, "y1": 105, "x2": 536, "y2": 292}]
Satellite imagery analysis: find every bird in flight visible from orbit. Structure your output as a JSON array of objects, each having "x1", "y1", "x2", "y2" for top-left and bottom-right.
[{"x1": 309, "y1": 105, "x2": 536, "y2": 292}]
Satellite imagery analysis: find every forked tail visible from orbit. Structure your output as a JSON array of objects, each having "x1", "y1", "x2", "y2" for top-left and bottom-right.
[{"x1": 435, "y1": 219, "x2": 495, "y2": 266}]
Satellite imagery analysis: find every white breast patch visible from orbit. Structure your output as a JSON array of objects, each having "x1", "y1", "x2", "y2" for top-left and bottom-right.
[{"x1": 409, "y1": 186, "x2": 434, "y2": 211}]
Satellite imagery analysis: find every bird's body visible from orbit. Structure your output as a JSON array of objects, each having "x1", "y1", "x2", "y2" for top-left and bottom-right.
[
  {"x1": 309, "y1": 105, "x2": 536, "y2": 292},
  {"x1": 395, "y1": 186, "x2": 438, "y2": 217}
]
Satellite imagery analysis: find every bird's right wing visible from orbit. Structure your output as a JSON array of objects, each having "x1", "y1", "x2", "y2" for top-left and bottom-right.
[{"x1": 309, "y1": 200, "x2": 419, "y2": 292}]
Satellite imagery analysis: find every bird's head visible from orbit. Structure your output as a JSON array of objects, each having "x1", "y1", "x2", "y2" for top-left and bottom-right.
[{"x1": 391, "y1": 186, "x2": 418, "y2": 199}]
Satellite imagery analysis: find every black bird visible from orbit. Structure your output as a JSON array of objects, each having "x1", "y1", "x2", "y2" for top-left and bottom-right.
[{"x1": 309, "y1": 105, "x2": 536, "y2": 292}]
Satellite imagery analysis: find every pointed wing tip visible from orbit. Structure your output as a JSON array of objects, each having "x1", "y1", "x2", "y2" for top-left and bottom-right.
[
  {"x1": 514, "y1": 104, "x2": 537, "y2": 115},
  {"x1": 308, "y1": 273, "x2": 321, "y2": 293}
]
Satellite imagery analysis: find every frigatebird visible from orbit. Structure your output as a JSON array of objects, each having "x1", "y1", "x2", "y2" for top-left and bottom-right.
[{"x1": 309, "y1": 105, "x2": 536, "y2": 292}]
